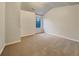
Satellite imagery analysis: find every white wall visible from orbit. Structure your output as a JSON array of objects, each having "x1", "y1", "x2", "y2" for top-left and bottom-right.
[
  {"x1": 5, "y1": 2, "x2": 21, "y2": 45},
  {"x1": 0, "y1": 2, "x2": 5, "y2": 54},
  {"x1": 44, "y1": 5, "x2": 79, "y2": 41},
  {"x1": 20, "y1": 10, "x2": 37, "y2": 37}
]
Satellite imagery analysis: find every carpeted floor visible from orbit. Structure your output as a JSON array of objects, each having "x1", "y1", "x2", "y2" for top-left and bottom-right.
[{"x1": 1, "y1": 33, "x2": 79, "y2": 56}]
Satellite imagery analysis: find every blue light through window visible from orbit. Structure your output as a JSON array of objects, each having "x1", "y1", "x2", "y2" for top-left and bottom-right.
[
  {"x1": 36, "y1": 16, "x2": 41, "y2": 32},
  {"x1": 36, "y1": 16, "x2": 41, "y2": 28}
]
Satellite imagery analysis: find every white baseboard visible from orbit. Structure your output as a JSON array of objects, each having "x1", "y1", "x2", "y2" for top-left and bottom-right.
[
  {"x1": 21, "y1": 33, "x2": 36, "y2": 37},
  {"x1": 47, "y1": 33, "x2": 79, "y2": 43},
  {"x1": 0, "y1": 39, "x2": 21, "y2": 55},
  {"x1": 5, "y1": 39, "x2": 21, "y2": 46},
  {"x1": 0, "y1": 44, "x2": 5, "y2": 55}
]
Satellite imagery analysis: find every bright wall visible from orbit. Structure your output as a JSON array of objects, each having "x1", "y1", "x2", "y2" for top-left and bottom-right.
[
  {"x1": 20, "y1": 10, "x2": 37, "y2": 37},
  {"x1": 0, "y1": 2, "x2": 5, "y2": 54},
  {"x1": 5, "y1": 2, "x2": 21, "y2": 44},
  {"x1": 44, "y1": 5, "x2": 79, "y2": 41}
]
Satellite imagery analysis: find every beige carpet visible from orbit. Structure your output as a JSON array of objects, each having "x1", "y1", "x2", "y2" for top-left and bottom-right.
[{"x1": 1, "y1": 33, "x2": 79, "y2": 56}]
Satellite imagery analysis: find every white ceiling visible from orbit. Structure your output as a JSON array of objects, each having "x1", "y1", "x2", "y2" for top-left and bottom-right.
[{"x1": 21, "y1": 2, "x2": 79, "y2": 15}]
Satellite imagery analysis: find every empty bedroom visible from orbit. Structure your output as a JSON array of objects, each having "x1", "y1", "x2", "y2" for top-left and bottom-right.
[{"x1": 0, "y1": 2, "x2": 79, "y2": 56}]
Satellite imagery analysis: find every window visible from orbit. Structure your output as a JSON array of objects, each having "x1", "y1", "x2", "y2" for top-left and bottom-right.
[{"x1": 36, "y1": 16, "x2": 41, "y2": 32}]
